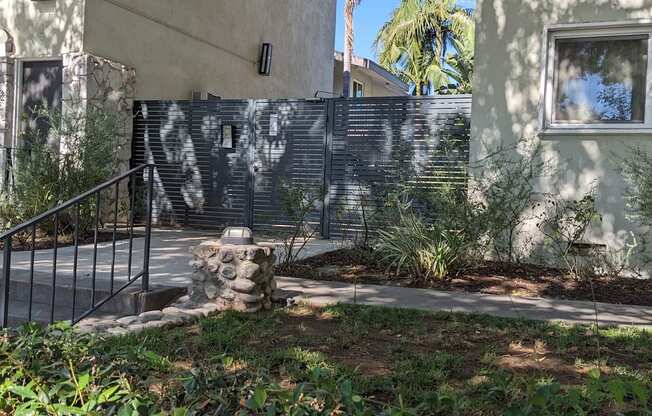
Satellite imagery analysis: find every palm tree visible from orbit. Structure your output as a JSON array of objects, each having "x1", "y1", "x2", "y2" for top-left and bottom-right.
[
  {"x1": 343, "y1": 0, "x2": 361, "y2": 97},
  {"x1": 375, "y1": 0, "x2": 474, "y2": 95},
  {"x1": 443, "y1": 10, "x2": 474, "y2": 94}
]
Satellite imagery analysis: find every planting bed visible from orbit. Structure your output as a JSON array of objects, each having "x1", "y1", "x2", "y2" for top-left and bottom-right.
[{"x1": 277, "y1": 248, "x2": 652, "y2": 307}]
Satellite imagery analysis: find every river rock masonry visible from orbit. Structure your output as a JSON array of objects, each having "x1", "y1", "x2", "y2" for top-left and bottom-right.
[{"x1": 189, "y1": 240, "x2": 276, "y2": 312}]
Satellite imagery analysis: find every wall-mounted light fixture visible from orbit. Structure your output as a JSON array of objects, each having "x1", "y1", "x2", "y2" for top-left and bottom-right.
[{"x1": 258, "y1": 43, "x2": 272, "y2": 76}]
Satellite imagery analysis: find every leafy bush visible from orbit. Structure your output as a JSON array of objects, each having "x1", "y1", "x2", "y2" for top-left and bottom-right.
[
  {"x1": 621, "y1": 145, "x2": 652, "y2": 227},
  {"x1": 276, "y1": 179, "x2": 323, "y2": 267},
  {"x1": 473, "y1": 140, "x2": 548, "y2": 264},
  {"x1": 0, "y1": 323, "x2": 156, "y2": 415},
  {"x1": 2, "y1": 105, "x2": 122, "y2": 236},
  {"x1": 537, "y1": 191, "x2": 602, "y2": 279},
  {"x1": 376, "y1": 205, "x2": 463, "y2": 281}
]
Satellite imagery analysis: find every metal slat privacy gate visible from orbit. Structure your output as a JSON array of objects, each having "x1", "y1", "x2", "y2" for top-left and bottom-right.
[{"x1": 131, "y1": 95, "x2": 471, "y2": 238}]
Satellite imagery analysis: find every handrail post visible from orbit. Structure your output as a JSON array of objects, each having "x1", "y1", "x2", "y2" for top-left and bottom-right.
[
  {"x1": 1, "y1": 238, "x2": 11, "y2": 328},
  {"x1": 142, "y1": 165, "x2": 154, "y2": 293}
]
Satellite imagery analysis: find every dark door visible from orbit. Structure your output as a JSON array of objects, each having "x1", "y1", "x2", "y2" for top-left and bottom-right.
[{"x1": 20, "y1": 60, "x2": 63, "y2": 144}]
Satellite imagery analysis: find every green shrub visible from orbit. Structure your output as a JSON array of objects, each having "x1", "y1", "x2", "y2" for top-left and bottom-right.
[
  {"x1": 621, "y1": 145, "x2": 652, "y2": 227},
  {"x1": 277, "y1": 179, "x2": 323, "y2": 267},
  {"x1": 537, "y1": 191, "x2": 602, "y2": 279},
  {"x1": 2, "y1": 105, "x2": 122, "y2": 236},
  {"x1": 474, "y1": 140, "x2": 548, "y2": 264},
  {"x1": 0, "y1": 323, "x2": 157, "y2": 415},
  {"x1": 376, "y1": 207, "x2": 463, "y2": 281}
]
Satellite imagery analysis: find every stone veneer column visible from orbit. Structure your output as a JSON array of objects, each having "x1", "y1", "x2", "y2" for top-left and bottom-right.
[
  {"x1": 0, "y1": 29, "x2": 14, "y2": 189},
  {"x1": 190, "y1": 241, "x2": 277, "y2": 312},
  {"x1": 62, "y1": 53, "x2": 136, "y2": 219},
  {"x1": 62, "y1": 53, "x2": 136, "y2": 172},
  {"x1": 0, "y1": 57, "x2": 14, "y2": 148}
]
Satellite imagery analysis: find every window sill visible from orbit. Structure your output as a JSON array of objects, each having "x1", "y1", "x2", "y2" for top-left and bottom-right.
[{"x1": 539, "y1": 128, "x2": 652, "y2": 137}]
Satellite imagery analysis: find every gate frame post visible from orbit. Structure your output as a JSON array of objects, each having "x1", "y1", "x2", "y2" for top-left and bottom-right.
[
  {"x1": 246, "y1": 99, "x2": 257, "y2": 229},
  {"x1": 321, "y1": 98, "x2": 335, "y2": 239}
]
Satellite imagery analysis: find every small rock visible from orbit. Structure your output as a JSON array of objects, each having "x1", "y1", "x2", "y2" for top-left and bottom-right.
[
  {"x1": 239, "y1": 262, "x2": 260, "y2": 279},
  {"x1": 219, "y1": 249, "x2": 234, "y2": 263},
  {"x1": 204, "y1": 282, "x2": 219, "y2": 299},
  {"x1": 220, "y1": 264, "x2": 237, "y2": 280},
  {"x1": 116, "y1": 315, "x2": 139, "y2": 326},
  {"x1": 139, "y1": 310, "x2": 164, "y2": 323},
  {"x1": 231, "y1": 279, "x2": 256, "y2": 294},
  {"x1": 176, "y1": 295, "x2": 190, "y2": 304},
  {"x1": 162, "y1": 306, "x2": 189, "y2": 315},
  {"x1": 142, "y1": 321, "x2": 166, "y2": 330},
  {"x1": 161, "y1": 315, "x2": 185, "y2": 326}
]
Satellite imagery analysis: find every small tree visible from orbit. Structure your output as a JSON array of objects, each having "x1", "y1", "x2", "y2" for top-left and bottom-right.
[
  {"x1": 537, "y1": 191, "x2": 602, "y2": 279},
  {"x1": 474, "y1": 140, "x2": 549, "y2": 264},
  {"x1": 276, "y1": 179, "x2": 322, "y2": 268}
]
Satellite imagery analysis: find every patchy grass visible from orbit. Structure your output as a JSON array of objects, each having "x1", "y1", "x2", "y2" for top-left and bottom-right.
[{"x1": 97, "y1": 304, "x2": 652, "y2": 414}]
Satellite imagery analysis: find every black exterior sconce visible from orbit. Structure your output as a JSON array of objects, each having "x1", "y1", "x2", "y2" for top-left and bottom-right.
[{"x1": 259, "y1": 43, "x2": 272, "y2": 76}]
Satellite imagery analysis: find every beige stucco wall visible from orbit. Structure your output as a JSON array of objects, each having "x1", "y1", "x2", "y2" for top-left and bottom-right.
[
  {"x1": 82, "y1": 0, "x2": 336, "y2": 100},
  {"x1": 0, "y1": 0, "x2": 84, "y2": 57},
  {"x1": 471, "y1": 0, "x2": 652, "y2": 260},
  {"x1": 333, "y1": 59, "x2": 406, "y2": 97}
]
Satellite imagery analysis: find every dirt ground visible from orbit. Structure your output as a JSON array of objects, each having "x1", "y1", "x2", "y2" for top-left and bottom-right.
[{"x1": 278, "y1": 248, "x2": 652, "y2": 307}]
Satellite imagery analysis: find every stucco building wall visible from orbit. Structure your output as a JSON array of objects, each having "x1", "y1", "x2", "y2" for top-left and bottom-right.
[
  {"x1": 471, "y1": 0, "x2": 652, "y2": 262},
  {"x1": 333, "y1": 59, "x2": 407, "y2": 97},
  {"x1": 0, "y1": 0, "x2": 84, "y2": 57},
  {"x1": 82, "y1": 0, "x2": 337, "y2": 100}
]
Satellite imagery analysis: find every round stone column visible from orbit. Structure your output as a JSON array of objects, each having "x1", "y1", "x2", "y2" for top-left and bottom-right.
[{"x1": 189, "y1": 228, "x2": 276, "y2": 313}]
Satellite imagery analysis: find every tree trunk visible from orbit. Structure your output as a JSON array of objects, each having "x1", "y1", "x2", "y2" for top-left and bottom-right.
[{"x1": 343, "y1": 0, "x2": 355, "y2": 97}]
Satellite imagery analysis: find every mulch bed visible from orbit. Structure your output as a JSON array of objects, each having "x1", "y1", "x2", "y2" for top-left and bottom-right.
[
  {"x1": 276, "y1": 248, "x2": 652, "y2": 307},
  {"x1": 1, "y1": 231, "x2": 141, "y2": 252}
]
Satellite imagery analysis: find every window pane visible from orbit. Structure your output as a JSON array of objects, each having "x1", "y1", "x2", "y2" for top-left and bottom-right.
[
  {"x1": 554, "y1": 36, "x2": 648, "y2": 123},
  {"x1": 21, "y1": 60, "x2": 63, "y2": 143}
]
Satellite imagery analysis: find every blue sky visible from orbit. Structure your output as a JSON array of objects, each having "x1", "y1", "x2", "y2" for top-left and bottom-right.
[{"x1": 335, "y1": 0, "x2": 476, "y2": 60}]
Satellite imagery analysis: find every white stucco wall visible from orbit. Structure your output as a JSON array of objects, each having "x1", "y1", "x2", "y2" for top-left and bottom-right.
[
  {"x1": 471, "y1": 0, "x2": 652, "y2": 259},
  {"x1": 0, "y1": 0, "x2": 85, "y2": 57},
  {"x1": 82, "y1": 0, "x2": 337, "y2": 100}
]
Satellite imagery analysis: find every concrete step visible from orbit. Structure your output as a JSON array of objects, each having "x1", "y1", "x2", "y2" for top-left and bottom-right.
[
  {"x1": 0, "y1": 269, "x2": 187, "y2": 328},
  {"x1": 4, "y1": 299, "x2": 116, "y2": 327}
]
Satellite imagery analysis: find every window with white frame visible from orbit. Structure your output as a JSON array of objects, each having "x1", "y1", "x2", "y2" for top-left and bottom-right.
[
  {"x1": 542, "y1": 23, "x2": 652, "y2": 132},
  {"x1": 352, "y1": 80, "x2": 364, "y2": 97}
]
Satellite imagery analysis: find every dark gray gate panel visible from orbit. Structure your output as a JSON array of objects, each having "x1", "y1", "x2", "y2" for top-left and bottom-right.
[
  {"x1": 132, "y1": 95, "x2": 472, "y2": 236},
  {"x1": 252, "y1": 100, "x2": 326, "y2": 233},
  {"x1": 132, "y1": 100, "x2": 253, "y2": 228},
  {"x1": 327, "y1": 95, "x2": 472, "y2": 239}
]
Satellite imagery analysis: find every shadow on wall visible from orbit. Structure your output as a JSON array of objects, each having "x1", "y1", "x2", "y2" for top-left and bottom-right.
[
  {"x1": 134, "y1": 97, "x2": 471, "y2": 237},
  {"x1": 472, "y1": 0, "x2": 652, "y2": 258},
  {"x1": 0, "y1": 0, "x2": 84, "y2": 56},
  {"x1": 135, "y1": 99, "x2": 327, "y2": 231}
]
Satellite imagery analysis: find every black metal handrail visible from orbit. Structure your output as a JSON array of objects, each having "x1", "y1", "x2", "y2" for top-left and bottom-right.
[{"x1": 0, "y1": 164, "x2": 155, "y2": 328}]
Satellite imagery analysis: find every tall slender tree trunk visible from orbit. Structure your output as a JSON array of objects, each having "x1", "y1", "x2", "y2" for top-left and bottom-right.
[{"x1": 343, "y1": 0, "x2": 357, "y2": 97}]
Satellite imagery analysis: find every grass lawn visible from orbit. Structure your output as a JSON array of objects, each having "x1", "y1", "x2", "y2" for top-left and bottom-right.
[{"x1": 2, "y1": 304, "x2": 652, "y2": 415}]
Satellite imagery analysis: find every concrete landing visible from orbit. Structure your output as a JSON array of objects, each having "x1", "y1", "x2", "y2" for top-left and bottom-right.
[{"x1": 1, "y1": 229, "x2": 341, "y2": 288}]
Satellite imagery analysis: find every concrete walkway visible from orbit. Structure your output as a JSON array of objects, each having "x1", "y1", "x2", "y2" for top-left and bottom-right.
[
  {"x1": 276, "y1": 276, "x2": 652, "y2": 329},
  {"x1": 2, "y1": 229, "x2": 342, "y2": 288}
]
